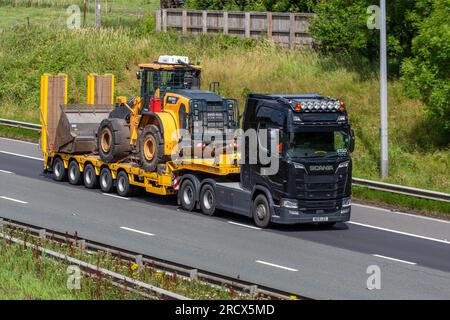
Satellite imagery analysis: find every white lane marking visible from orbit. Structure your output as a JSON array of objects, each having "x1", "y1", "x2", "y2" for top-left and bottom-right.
[
  {"x1": 0, "y1": 150, "x2": 42, "y2": 161},
  {"x1": 120, "y1": 226, "x2": 155, "y2": 237},
  {"x1": 0, "y1": 170, "x2": 13, "y2": 174},
  {"x1": 353, "y1": 203, "x2": 450, "y2": 224},
  {"x1": 0, "y1": 137, "x2": 38, "y2": 145},
  {"x1": 255, "y1": 260, "x2": 298, "y2": 272},
  {"x1": 0, "y1": 196, "x2": 28, "y2": 204},
  {"x1": 348, "y1": 221, "x2": 450, "y2": 244},
  {"x1": 228, "y1": 221, "x2": 261, "y2": 230},
  {"x1": 372, "y1": 254, "x2": 416, "y2": 265},
  {"x1": 102, "y1": 193, "x2": 130, "y2": 200}
]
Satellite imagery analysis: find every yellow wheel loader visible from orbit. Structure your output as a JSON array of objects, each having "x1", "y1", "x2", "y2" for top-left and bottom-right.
[{"x1": 51, "y1": 56, "x2": 240, "y2": 172}]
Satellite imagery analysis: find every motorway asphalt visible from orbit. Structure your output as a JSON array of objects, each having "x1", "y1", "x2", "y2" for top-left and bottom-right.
[{"x1": 1, "y1": 137, "x2": 450, "y2": 299}]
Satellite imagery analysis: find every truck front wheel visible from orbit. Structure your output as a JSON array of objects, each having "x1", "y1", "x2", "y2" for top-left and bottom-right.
[
  {"x1": 199, "y1": 184, "x2": 216, "y2": 216},
  {"x1": 252, "y1": 194, "x2": 271, "y2": 228}
]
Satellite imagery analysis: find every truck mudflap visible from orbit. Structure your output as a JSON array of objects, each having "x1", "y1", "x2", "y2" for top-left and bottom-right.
[{"x1": 271, "y1": 206, "x2": 351, "y2": 225}]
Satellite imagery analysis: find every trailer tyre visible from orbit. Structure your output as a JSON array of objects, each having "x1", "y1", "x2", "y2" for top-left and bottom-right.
[
  {"x1": 116, "y1": 171, "x2": 134, "y2": 197},
  {"x1": 84, "y1": 164, "x2": 98, "y2": 189},
  {"x1": 98, "y1": 118, "x2": 131, "y2": 163},
  {"x1": 252, "y1": 194, "x2": 271, "y2": 228},
  {"x1": 100, "y1": 168, "x2": 114, "y2": 193},
  {"x1": 52, "y1": 157, "x2": 67, "y2": 182},
  {"x1": 138, "y1": 125, "x2": 164, "y2": 172},
  {"x1": 180, "y1": 179, "x2": 196, "y2": 212},
  {"x1": 199, "y1": 184, "x2": 216, "y2": 216},
  {"x1": 68, "y1": 160, "x2": 82, "y2": 185}
]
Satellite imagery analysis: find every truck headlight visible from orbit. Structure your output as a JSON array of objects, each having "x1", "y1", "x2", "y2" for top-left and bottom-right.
[
  {"x1": 280, "y1": 198, "x2": 298, "y2": 209},
  {"x1": 342, "y1": 197, "x2": 351, "y2": 207}
]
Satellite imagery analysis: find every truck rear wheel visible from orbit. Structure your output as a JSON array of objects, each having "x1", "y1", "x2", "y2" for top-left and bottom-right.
[
  {"x1": 98, "y1": 118, "x2": 131, "y2": 163},
  {"x1": 52, "y1": 157, "x2": 67, "y2": 182},
  {"x1": 180, "y1": 179, "x2": 196, "y2": 212},
  {"x1": 199, "y1": 184, "x2": 216, "y2": 216},
  {"x1": 100, "y1": 167, "x2": 114, "y2": 193},
  {"x1": 116, "y1": 171, "x2": 134, "y2": 197},
  {"x1": 252, "y1": 194, "x2": 271, "y2": 228},
  {"x1": 68, "y1": 160, "x2": 82, "y2": 185},
  {"x1": 138, "y1": 125, "x2": 164, "y2": 172},
  {"x1": 84, "y1": 164, "x2": 98, "y2": 189}
]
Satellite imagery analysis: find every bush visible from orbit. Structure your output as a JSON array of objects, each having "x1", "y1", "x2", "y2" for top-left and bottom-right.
[
  {"x1": 401, "y1": 0, "x2": 450, "y2": 135},
  {"x1": 309, "y1": 0, "x2": 433, "y2": 75}
]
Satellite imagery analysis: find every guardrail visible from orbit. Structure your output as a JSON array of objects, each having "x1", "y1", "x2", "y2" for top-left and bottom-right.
[
  {"x1": 1, "y1": 118, "x2": 449, "y2": 203},
  {"x1": 0, "y1": 217, "x2": 299, "y2": 300},
  {"x1": 352, "y1": 178, "x2": 450, "y2": 203},
  {"x1": 0, "y1": 118, "x2": 41, "y2": 131}
]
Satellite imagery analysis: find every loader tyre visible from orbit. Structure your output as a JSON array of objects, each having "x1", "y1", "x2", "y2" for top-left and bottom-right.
[
  {"x1": 138, "y1": 125, "x2": 164, "y2": 172},
  {"x1": 53, "y1": 157, "x2": 67, "y2": 182},
  {"x1": 98, "y1": 118, "x2": 131, "y2": 163}
]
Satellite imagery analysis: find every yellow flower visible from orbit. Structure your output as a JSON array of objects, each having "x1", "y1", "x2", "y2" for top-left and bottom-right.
[{"x1": 131, "y1": 263, "x2": 138, "y2": 271}]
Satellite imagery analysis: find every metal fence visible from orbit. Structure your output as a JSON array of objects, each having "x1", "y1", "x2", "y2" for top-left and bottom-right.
[{"x1": 156, "y1": 9, "x2": 315, "y2": 48}]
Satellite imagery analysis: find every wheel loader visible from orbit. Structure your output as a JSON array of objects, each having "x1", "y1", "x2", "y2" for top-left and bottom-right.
[{"x1": 51, "y1": 55, "x2": 240, "y2": 172}]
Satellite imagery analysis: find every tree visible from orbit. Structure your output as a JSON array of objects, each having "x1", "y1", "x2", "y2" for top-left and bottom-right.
[{"x1": 401, "y1": 0, "x2": 450, "y2": 133}]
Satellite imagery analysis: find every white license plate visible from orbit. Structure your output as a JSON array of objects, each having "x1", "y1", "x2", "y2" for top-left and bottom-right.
[{"x1": 313, "y1": 217, "x2": 329, "y2": 222}]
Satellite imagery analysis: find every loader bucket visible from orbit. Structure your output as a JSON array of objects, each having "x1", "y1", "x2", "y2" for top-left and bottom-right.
[{"x1": 54, "y1": 104, "x2": 114, "y2": 154}]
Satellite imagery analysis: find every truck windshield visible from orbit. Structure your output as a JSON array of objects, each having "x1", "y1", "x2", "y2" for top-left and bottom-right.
[{"x1": 286, "y1": 131, "x2": 350, "y2": 158}]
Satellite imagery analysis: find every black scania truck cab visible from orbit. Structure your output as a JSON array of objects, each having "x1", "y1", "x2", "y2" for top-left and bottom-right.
[{"x1": 188, "y1": 93, "x2": 355, "y2": 228}]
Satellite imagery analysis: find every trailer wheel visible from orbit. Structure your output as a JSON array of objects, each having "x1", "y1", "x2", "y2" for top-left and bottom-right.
[
  {"x1": 68, "y1": 160, "x2": 82, "y2": 185},
  {"x1": 138, "y1": 125, "x2": 164, "y2": 172},
  {"x1": 100, "y1": 167, "x2": 114, "y2": 193},
  {"x1": 98, "y1": 118, "x2": 131, "y2": 163},
  {"x1": 52, "y1": 157, "x2": 67, "y2": 182},
  {"x1": 199, "y1": 184, "x2": 216, "y2": 216},
  {"x1": 84, "y1": 164, "x2": 98, "y2": 189},
  {"x1": 179, "y1": 179, "x2": 196, "y2": 212},
  {"x1": 116, "y1": 171, "x2": 134, "y2": 197},
  {"x1": 252, "y1": 194, "x2": 271, "y2": 228}
]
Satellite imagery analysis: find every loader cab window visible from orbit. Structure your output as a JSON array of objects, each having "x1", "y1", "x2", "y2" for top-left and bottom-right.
[{"x1": 142, "y1": 68, "x2": 201, "y2": 98}]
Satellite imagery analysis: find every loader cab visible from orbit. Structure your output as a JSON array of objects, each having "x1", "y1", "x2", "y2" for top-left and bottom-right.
[{"x1": 138, "y1": 57, "x2": 201, "y2": 114}]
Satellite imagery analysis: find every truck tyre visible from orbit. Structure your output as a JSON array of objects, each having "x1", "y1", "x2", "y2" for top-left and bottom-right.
[
  {"x1": 53, "y1": 157, "x2": 67, "y2": 182},
  {"x1": 199, "y1": 184, "x2": 216, "y2": 216},
  {"x1": 84, "y1": 164, "x2": 98, "y2": 189},
  {"x1": 252, "y1": 194, "x2": 271, "y2": 228},
  {"x1": 100, "y1": 167, "x2": 114, "y2": 193},
  {"x1": 98, "y1": 118, "x2": 131, "y2": 163},
  {"x1": 138, "y1": 125, "x2": 164, "y2": 172},
  {"x1": 116, "y1": 171, "x2": 134, "y2": 197},
  {"x1": 68, "y1": 160, "x2": 82, "y2": 185},
  {"x1": 180, "y1": 179, "x2": 196, "y2": 212}
]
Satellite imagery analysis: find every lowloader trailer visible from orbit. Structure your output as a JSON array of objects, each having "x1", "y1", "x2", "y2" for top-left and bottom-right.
[{"x1": 40, "y1": 62, "x2": 354, "y2": 228}]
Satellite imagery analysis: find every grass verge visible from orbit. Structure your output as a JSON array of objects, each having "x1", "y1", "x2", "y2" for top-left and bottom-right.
[
  {"x1": 0, "y1": 125, "x2": 40, "y2": 142},
  {"x1": 0, "y1": 226, "x2": 263, "y2": 300},
  {"x1": 353, "y1": 185, "x2": 450, "y2": 219}
]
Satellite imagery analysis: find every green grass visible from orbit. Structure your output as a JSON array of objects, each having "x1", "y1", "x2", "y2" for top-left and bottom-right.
[
  {"x1": 0, "y1": 227, "x2": 261, "y2": 300},
  {"x1": 0, "y1": 125, "x2": 40, "y2": 142},
  {"x1": 0, "y1": 4, "x2": 448, "y2": 196},
  {"x1": 0, "y1": 239, "x2": 145, "y2": 299},
  {"x1": 353, "y1": 186, "x2": 450, "y2": 218}
]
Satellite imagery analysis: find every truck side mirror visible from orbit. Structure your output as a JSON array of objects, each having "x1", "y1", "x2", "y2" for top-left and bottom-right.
[{"x1": 350, "y1": 129, "x2": 355, "y2": 153}]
